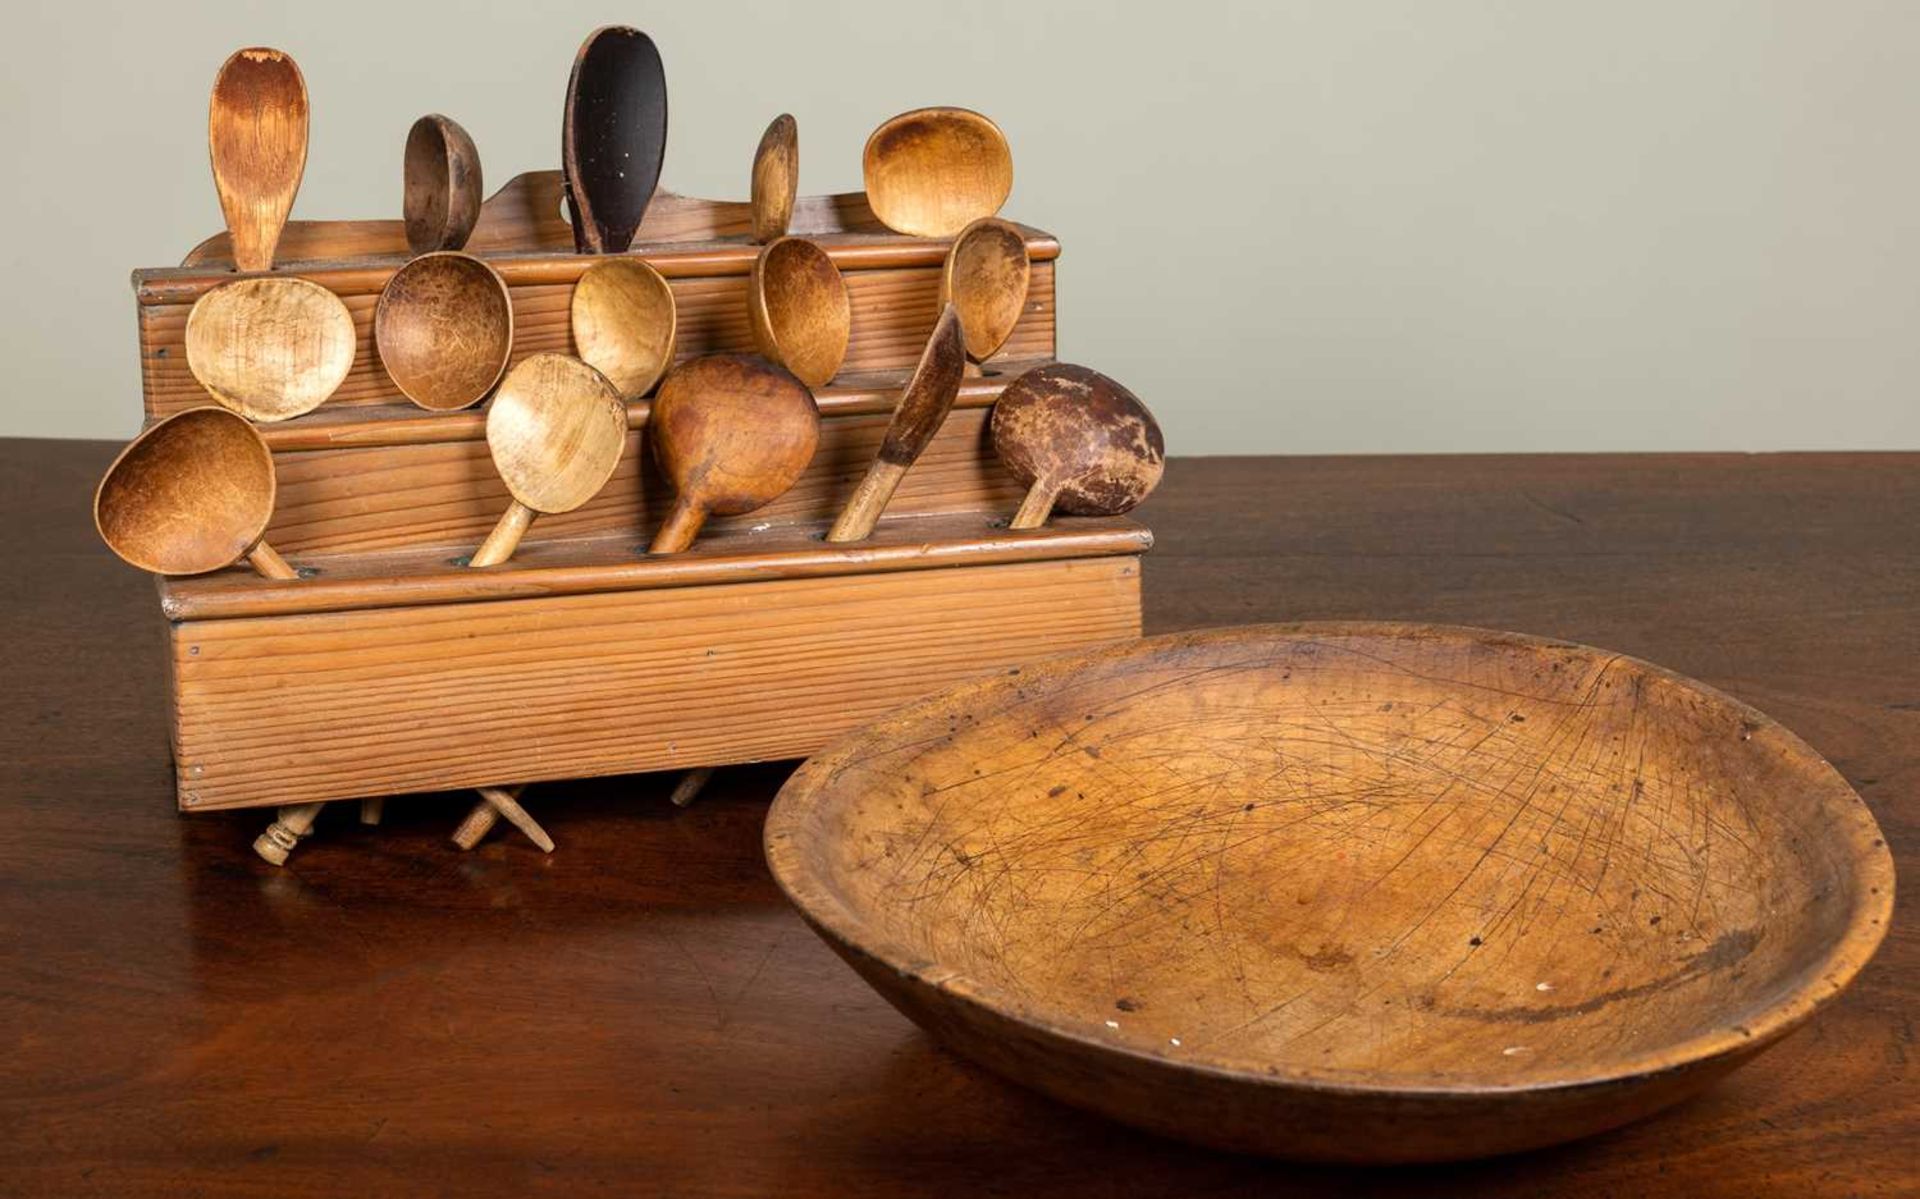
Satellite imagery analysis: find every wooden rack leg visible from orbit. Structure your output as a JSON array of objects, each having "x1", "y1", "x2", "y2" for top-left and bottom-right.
[
  {"x1": 359, "y1": 797, "x2": 384, "y2": 825},
  {"x1": 451, "y1": 785, "x2": 552, "y2": 852},
  {"x1": 254, "y1": 802, "x2": 326, "y2": 865},
  {"x1": 669, "y1": 767, "x2": 716, "y2": 808}
]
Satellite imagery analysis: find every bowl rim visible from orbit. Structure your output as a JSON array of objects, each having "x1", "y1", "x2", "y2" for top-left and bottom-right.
[{"x1": 765, "y1": 620, "x2": 1897, "y2": 1100}]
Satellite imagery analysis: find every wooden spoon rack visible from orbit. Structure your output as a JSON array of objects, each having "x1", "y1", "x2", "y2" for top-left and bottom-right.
[{"x1": 131, "y1": 171, "x2": 1150, "y2": 814}]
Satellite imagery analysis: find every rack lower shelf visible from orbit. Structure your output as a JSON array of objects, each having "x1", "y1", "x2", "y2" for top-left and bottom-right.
[{"x1": 161, "y1": 517, "x2": 1150, "y2": 812}]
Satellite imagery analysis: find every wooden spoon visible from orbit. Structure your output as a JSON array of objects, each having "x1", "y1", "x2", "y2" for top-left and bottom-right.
[
  {"x1": 749, "y1": 237, "x2": 849, "y2": 389},
  {"x1": 941, "y1": 217, "x2": 1030, "y2": 363},
  {"x1": 827, "y1": 304, "x2": 965, "y2": 542},
  {"x1": 192, "y1": 46, "x2": 355, "y2": 421},
  {"x1": 563, "y1": 26, "x2": 668, "y2": 254},
  {"x1": 470, "y1": 353, "x2": 627, "y2": 567},
  {"x1": 185, "y1": 278, "x2": 356, "y2": 421},
  {"x1": 403, "y1": 114, "x2": 484, "y2": 254},
  {"x1": 990, "y1": 363, "x2": 1165, "y2": 529},
  {"x1": 648, "y1": 354, "x2": 820, "y2": 554},
  {"x1": 209, "y1": 48, "x2": 307, "y2": 272},
  {"x1": 571, "y1": 258, "x2": 677, "y2": 399},
  {"x1": 751, "y1": 114, "x2": 798, "y2": 243},
  {"x1": 863, "y1": 108, "x2": 1013, "y2": 237},
  {"x1": 374, "y1": 251, "x2": 513, "y2": 411},
  {"x1": 95, "y1": 406, "x2": 298, "y2": 579}
]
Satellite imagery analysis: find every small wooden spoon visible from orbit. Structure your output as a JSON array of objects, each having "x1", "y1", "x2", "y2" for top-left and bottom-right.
[
  {"x1": 863, "y1": 108, "x2": 1013, "y2": 237},
  {"x1": 470, "y1": 353, "x2": 627, "y2": 567},
  {"x1": 571, "y1": 258, "x2": 677, "y2": 399},
  {"x1": 990, "y1": 363, "x2": 1165, "y2": 530},
  {"x1": 941, "y1": 217, "x2": 1030, "y2": 363},
  {"x1": 648, "y1": 354, "x2": 820, "y2": 554},
  {"x1": 749, "y1": 237, "x2": 849, "y2": 389},
  {"x1": 95, "y1": 406, "x2": 297, "y2": 579},
  {"x1": 563, "y1": 26, "x2": 668, "y2": 254},
  {"x1": 404, "y1": 114, "x2": 484, "y2": 254},
  {"x1": 751, "y1": 114, "x2": 798, "y2": 243},
  {"x1": 209, "y1": 48, "x2": 307, "y2": 272},
  {"x1": 827, "y1": 304, "x2": 965, "y2": 542},
  {"x1": 375, "y1": 251, "x2": 513, "y2": 411}
]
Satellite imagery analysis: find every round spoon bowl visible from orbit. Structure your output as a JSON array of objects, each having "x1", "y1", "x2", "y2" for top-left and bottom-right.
[
  {"x1": 941, "y1": 217, "x2": 1031, "y2": 362},
  {"x1": 486, "y1": 353, "x2": 628, "y2": 515},
  {"x1": 862, "y1": 108, "x2": 1013, "y2": 238},
  {"x1": 375, "y1": 251, "x2": 514, "y2": 411},
  {"x1": 768, "y1": 623, "x2": 1895, "y2": 1161},
  {"x1": 652, "y1": 353, "x2": 820, "y2": 518},
  {"x1": 749, "y1": 237, "x2": 850, "y2": 389},
  {"x1": 992, "y1": 363, "x2": 1164, "y2": 518},
  {"x1": 571, "y1": 258, "x2": 677, "y2": 399},
  {"x1": 185, "y1": 277, "x2": 356, "y2": 422},
  {"x1": 95, "y1": 407, "x2": 277, "y2": 575},
  {"x1": 751, "y1": 113, "x2": 799, "y2": 243},
  {"x1": 404, "y1": 114, "x2": 483, "y2": 255}
]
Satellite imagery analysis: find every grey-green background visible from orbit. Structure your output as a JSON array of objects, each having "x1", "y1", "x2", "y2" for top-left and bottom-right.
[{"x1": 8, "y1": 0, "x2": 1916, "y2": 453}]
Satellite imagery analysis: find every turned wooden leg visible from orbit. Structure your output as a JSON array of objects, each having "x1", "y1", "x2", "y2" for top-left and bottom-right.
[
  {"x1": 254, "y1": 802, "x2": 326, "y2": 865},
  {"x1": 670, "y1": 767, "x2": 716, "y2": 808},
  {"x1": 359, "y1": 797, "x2": 384, "y2": 825}
]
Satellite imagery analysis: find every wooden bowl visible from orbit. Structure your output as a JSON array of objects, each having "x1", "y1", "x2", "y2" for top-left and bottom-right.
[
  {"x1": 749, "y1": 237, "x2": 849, "y2": 389},
  {"x1": 862, "y1": 107, "x2": 1013, "y2": 237},
  {"x1": 767, "y1": 623, "x2": 1895, "y2": 1163},
  {"x1": 374, "y1": 251, "x2": 513, "y2": 411},
  {"x1": 94, "y1": 406, "x2": 278, "y2": 575},
  {"x1": 403, "y1": 113, "x2": 483, "y2": 255}
]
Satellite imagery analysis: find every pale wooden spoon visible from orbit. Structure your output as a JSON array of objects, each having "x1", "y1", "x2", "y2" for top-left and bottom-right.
[
  {"x1": 571, "y1": 257, "x2": 677, "y2": 399},
  {"x1": 404, "y1": 113, "x2": 484, "y2": 254},
  {"x1": 94, "y1": 406, "x2": 297, "y2": 579},
  {"x1": 828, "y1": 304, "x2": 965, "y2": 542},
  {"x1": 751, "y1": 114, "x2": 798, "y2": 243},
  {"x1": 990, "y1": 363, "x2": 1165, "y2": 529},
  {"x1": 749, "y1": 237, "x2": 849, "y2": 389},
  {"x1": 940, "y1": 217, "x2": 1030, "y2": 364},
  {"x1": 374, "y1": 251, "x2": 513, "y2": 411},
  {"x1": 862, "y1": 108, "x2": 1013, "y2": 237},
  {"x1": 648, "y1": 354, "x2": 820, "y2": 553},
  {"x1": 471, "y1": 353, "x2": 627, "y2": 567}
]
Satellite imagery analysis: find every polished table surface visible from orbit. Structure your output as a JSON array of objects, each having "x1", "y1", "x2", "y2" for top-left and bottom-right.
[{"x1": 2, "y1": 441, "x2": 1913, "y2": 1197}]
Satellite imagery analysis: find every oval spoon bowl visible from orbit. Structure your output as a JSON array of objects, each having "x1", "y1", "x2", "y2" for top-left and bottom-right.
[
  {"x1": 375, "y1": 251, "x2": 514, "y2": 411},
  {"x1": 862, "y1": 107, "x2": 1012, "y2": 237},
  {"x1": 767, "y1": 623, "x2": 1895, "y2": 1162},
  {"x1": 941, "y1": 217, "x2": 1031, "y2": 362},
  {"x1": 95, "y1": 406, "x2": 277, "y2": 575},
  {"x1": 571, "y1": 257, "x2": 677, "y2": 399},
  {"x1": 404, "y1": 113, "x2": 484, "y2": 255},
  {"x1": 185, "y1": 277, "x2": 356, "y2": 421},
  {"x1": 749, "y1": 237, "x2": 850, "y2": 389}
]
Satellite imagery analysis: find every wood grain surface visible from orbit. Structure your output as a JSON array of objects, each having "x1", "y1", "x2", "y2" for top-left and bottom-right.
[{"x1": 2, "y1": 442, "x2": 1913, "y2": 1197}]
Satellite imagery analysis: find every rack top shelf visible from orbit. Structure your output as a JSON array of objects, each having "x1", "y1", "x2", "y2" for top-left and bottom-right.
[
  {"x1": 157, "y1": 514, "x2": 1151, "y2": 622},
  {"x1": 133, "y1": 172, "x2": 1059, "y2": 302}
]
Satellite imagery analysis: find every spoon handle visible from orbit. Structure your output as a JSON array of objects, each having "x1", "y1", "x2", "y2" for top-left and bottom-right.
[
  {"x1": 827, "y1": 460, "x2": 908, "y2": 543},
  {"x1": 1008, "y1": 481, "x2": 1060, "y2": 530},
  {"x1": 252, "y1": 801, "x2": 324, "y2": 865},
  {"x1": 451, "y1": 784, "x2": 522, "y2": 850},
  {"x1": 247, "y1": 540, "x2": 299, "y2": 580},
  {"x1": 470, "y1": 501, "x2": 536, "y2": 567},
  {"x1": 649, "y1": 497, "x2": 709, "y2": 555},
  {"x1": 478, "y1": 785, "x2": 555, "y2": 853}
]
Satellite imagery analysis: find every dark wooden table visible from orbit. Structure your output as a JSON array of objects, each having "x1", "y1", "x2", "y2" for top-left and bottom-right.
[{"x1": 2, "y1": 441, "x2": 1913, "y2": 1197}]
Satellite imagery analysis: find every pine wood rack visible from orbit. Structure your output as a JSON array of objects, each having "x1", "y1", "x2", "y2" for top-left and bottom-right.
[{"x1": 131, "y1": 171, "x2": 1151, "y2": 813}]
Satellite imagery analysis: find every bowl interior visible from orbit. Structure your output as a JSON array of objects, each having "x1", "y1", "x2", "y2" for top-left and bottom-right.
[
  {"x1": 376, "y1": 253, "x2": 513, "y2": 411},
  {"x1": 771, "y1": 624, "x2": 1891, "y2": 1090}
]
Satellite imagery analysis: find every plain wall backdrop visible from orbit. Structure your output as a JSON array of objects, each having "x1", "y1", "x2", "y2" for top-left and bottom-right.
[{"x1": 6, "y1": 0, "x2": 1917, "y2": 453}]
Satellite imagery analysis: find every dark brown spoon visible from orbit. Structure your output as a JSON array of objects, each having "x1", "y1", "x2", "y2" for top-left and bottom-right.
[
  {"x1": 563, "y1": 26, "x2": 668, "y2": 254},
  {"x1": 989, "y1": 363, "x2": 1165, "y2": 529},
  {"x1": 404, "y1": 114, "x2": 484, "y2": 254}
]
